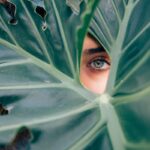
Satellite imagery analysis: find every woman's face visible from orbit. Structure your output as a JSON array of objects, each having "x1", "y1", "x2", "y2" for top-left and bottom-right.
[{"x1": 80, "y1": 35, "x2": 111, "y2": 94}]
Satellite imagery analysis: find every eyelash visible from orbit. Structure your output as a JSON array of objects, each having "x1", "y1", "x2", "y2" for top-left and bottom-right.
[{"x1": 87, "y1": 57, "x2": 110, "y2": 71}]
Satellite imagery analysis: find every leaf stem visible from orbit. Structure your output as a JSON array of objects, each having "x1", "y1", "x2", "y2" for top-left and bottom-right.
[{"x1": 107, "y1": 1, "x2": 135, "y2": 95}]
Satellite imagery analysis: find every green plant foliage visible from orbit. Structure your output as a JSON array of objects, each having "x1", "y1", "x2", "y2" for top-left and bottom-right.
[{"x1": 0, "y1": 0, "x2": 150, "y2": 150}]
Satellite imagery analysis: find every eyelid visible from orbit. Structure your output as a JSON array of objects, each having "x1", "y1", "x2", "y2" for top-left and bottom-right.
[{"x1": 88, "y1": 56, "x2": 110, "y2": 66}]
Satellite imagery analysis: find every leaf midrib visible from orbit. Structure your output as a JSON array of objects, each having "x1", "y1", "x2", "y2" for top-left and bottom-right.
[{"x1": 107, "y1": 1, "x2": 137, "y2": 94}]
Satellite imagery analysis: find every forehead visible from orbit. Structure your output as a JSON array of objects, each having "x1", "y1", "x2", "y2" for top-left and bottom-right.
[{"x1": 83, "y1": 35, "x2": 100, "y2": 52}]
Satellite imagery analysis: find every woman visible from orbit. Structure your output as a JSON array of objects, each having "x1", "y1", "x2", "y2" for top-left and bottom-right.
[
  {"x1": 80, "y1": 0, "x2": 114, "y2": 94},
  {"x1": 80, "y1": 34, "x2": 111, "y2": 94}
]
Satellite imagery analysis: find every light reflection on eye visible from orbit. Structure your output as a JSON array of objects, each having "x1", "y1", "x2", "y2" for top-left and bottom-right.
[{"x1": 88, "y1": 57, "x2": 110, "y2": 71}]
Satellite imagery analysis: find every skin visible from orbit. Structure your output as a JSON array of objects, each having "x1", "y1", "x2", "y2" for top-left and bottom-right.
[
  {"x1": 0, "y1": 0, "x2": 7, "y2": 4},
  {"x1": 80, "y1": 35, "x2": 111, "y2": 94}
]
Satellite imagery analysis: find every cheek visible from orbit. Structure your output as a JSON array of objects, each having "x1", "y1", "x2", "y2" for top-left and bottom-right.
[{"x1": 80, "y1": 68, "x2": 110, "y2": 94}]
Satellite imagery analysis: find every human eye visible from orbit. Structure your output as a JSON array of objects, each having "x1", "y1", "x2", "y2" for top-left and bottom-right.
[{"x1": 87, "y1": 57, "x2": 110, "y2": 71}]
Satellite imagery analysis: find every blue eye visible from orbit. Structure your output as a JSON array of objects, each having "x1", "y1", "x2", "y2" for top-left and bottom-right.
[{"x1": 89, "y1": 58, "x2": 110, "y2": 70}]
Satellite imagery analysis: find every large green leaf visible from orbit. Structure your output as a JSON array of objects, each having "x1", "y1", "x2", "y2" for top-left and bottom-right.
[
  {"x1": 0, "y1": 0, "x2": 100, "y2": 149},
  {"x1": 0, "y1": 0, "x2": 150, "y2": 150},
  {"x1": 89, "y1": 0, "x2": 150, "y2": 149}
]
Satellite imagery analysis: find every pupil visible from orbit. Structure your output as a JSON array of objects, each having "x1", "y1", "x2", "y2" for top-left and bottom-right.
[{"x1": 94, "y1": 60, "x2": 104, "y2": 68}]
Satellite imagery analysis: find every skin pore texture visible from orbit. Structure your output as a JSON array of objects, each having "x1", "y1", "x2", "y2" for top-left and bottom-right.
[{"x1": 80, "y1": 35, "x2": 111, "y2": 94}]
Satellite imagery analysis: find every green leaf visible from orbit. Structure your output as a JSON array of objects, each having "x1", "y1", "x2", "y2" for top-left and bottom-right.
[
  {"x1": 89, "y1": 0, "x2": 150, "y2": 149},
  {"x1": 0, "y1": 0, "x2": 99, "y2": 149},
  {"x1": 0, "y1": 0, "x2": 150, "y2": 150}
]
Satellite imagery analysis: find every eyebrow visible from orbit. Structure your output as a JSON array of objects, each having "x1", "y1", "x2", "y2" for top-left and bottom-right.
[{"x1": 83, "y1": 47, "x2": 106, "y2": 55}]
